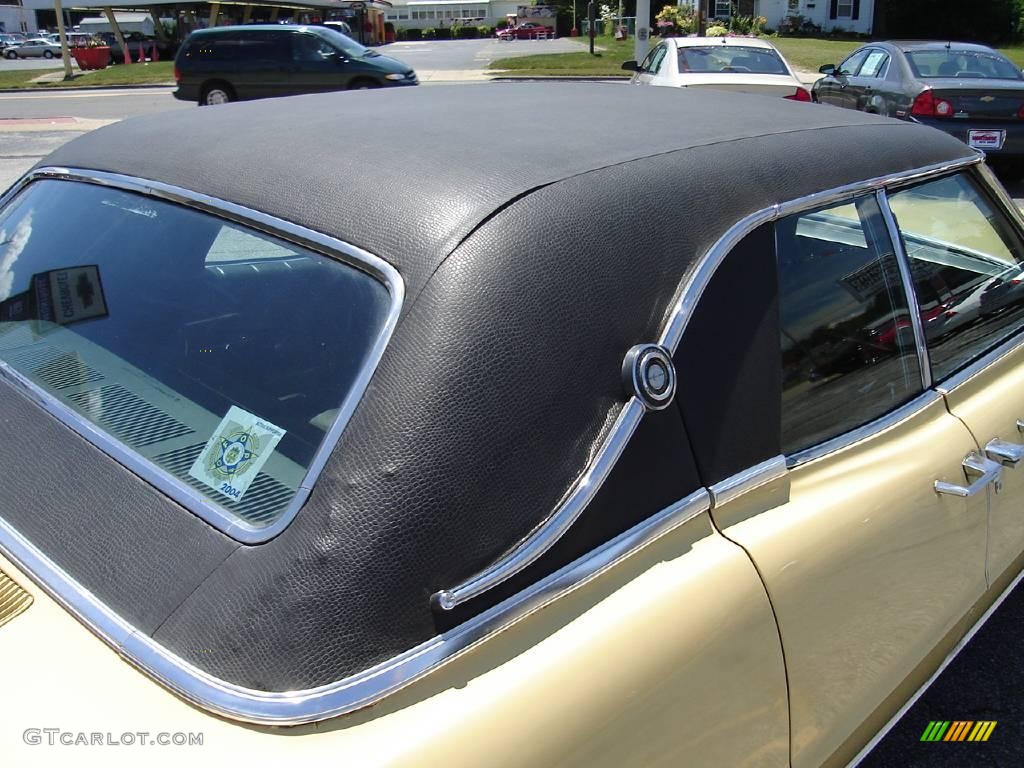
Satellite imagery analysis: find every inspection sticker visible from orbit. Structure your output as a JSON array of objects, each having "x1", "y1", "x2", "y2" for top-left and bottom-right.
[{"x1": 189, "y1": 406, "x2": 286, "y2": 503}]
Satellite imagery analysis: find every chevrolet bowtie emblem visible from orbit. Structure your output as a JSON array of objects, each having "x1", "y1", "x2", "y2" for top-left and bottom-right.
[{"x1": 980, "y1": 96, "x2": 995, "y2": 102}]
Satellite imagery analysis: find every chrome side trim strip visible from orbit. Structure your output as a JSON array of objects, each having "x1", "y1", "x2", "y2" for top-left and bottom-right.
[
  {"x1": 0, "y1": 488, "x2": 710, "y2": 725},
  {"x1": 787, "y1": 390, "x2": 941, "y2": 468},
  {"x1": 846, "y1": 563, "x2": 1024, "y2": 768},
  {"x1": 439, "y1": 154, "x2": 982, "y2": 609},
  {"x1": 877, "y1": 188, "x2": 932, "y2": 390},
  {"x1": 933, "y1": 329, "x2": 1024, "y2": 395},
  {"x1": 433, "y1": 398, "x2": 646, "y2": 609},
  {"x1": 0, "y1": 168, "x2": 405, "y2": 545},
  {"x1": 709, "y1": 455, "x2": 787, "y2": 508}
]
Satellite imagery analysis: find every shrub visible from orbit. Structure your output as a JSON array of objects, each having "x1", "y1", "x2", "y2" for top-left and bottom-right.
[
  {"x1": 655, "y1": 5, "x2": 695, "y2": 35},
  {"x1": 706, "y1": 23, "x2": 728, "y2": 36},
  {"x1": 395, "y1": 26, "x2": 408, "y2": 41},
  {"x1": 477, "y1": 25, "x2": 492, "y2": 37},
  {"x1": 422, "y1": 26, "x2": 436, "y2": 39},
  {"x1": 405, "y1": 27, "x2": 422, "y2": 40}
]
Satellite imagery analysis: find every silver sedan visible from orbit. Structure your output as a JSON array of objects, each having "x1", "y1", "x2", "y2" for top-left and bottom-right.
[{"x1": 4, "y1": 38, "x2": 62, "y2": 59}]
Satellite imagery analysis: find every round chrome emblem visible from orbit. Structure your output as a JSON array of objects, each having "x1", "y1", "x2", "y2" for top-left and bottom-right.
[{"x1": 622, "y1": 344, "x2": 676, "y2": 411}]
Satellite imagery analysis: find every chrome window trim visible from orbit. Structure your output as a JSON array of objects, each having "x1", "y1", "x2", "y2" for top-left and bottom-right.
[
  {"x1": 439, "y1": 154, "x2": 983, "y2": 610},
  {"x1": 0, "y1": 167, "x2": 406, "y2": 544},
  {"x1": 877, "y1": 187, "x2": 933, "y2": 389},
  {"x1": 709, "y1": 455, "x2": 787, "y2": 508},
  {"x1": 0, "y1": 487, "x2": 711, "y2": 725},
  {"x1": 786, "y1": 390, "x2": 942, "y2": 468}
]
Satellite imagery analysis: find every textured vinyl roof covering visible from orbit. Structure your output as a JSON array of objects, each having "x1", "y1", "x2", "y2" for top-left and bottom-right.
[{"x1": 38, "y1": 83, "x2": 974, "y2": 302}]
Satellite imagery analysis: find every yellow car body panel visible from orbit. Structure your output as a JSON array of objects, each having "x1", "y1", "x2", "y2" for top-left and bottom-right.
[
  {"x1": 0, "y1": 511, "x2": 789, "y2": 768},
  {"x1": 713, "y1": 395, "x2": 987, "y2": 768},
  {"x1": 941, "y1": 341, "x2": 1024, "y2": 585}
]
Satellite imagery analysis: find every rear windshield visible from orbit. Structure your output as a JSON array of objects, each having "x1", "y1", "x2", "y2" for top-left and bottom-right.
[
  {"x1": 677, "y1": 46, "x2": 788, "y2": 75},
  {"x1": 0, "y1": 180, "x2": 392, "y2": 535},
  {"x1": 906, "y1": 50, "x2": 1021, "y2": 80}
]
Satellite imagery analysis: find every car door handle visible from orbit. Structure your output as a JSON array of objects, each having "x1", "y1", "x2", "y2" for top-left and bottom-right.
[
  {"x1": 986, "y1": 437, "x2": 1024, "y2": 467},
  {"x1": 935, "y1": 453, "x2": 1003, "y2": 497}
]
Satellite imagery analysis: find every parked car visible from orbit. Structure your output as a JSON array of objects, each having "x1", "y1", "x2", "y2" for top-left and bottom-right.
[
  {"x1": 173, "y1": 24, "x2": 417, "y2": 105},
  {"x1": 623, "y1": 36, "x2": 811, "y2": 100},
  {"x1": 813, "y1": 41, "x2": 1024, "y2": 168},
  {"x1": 3, "y1": 37, "x2": 61, "y2": 59},
  {"x1": 496, "y1": 22, "x2": 553, "y2": 40},
  {"x1": 3, "y1": 85, "x2": 1024, "y2": 768}
]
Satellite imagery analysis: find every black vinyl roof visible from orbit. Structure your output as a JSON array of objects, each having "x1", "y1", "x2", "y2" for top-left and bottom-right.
[
  {"x1": 39, "y1": 83, "x2": 973, "y2": 304},
  {"x1": 24, "y1": 84, "x2": 980, "y2": 695}
]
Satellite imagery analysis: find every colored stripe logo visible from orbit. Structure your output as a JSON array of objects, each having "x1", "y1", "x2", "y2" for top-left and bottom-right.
[{"x1": 920, "y1": 721, "x2": 997, "y2": 742}]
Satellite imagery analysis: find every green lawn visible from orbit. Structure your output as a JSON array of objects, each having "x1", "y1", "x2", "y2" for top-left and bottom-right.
[
  {"x1": 490, "y1": 36, "x2": 635, "y2": 77},
  {"x1": 0, "y1": 61, "x2": 174, "y2": 89},
  {"x1": 491, "y1": 35, "x2": 1024, "y2": 78}
]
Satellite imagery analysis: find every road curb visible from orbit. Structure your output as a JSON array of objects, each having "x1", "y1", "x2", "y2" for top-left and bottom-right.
[{"x1": 0, "y1": 83, "x2": 175, "y2": 94}]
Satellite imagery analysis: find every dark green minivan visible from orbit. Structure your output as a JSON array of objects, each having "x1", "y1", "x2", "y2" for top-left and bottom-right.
[{"x1": 174, "y1": 25, "x2": 418, "y2": 105}]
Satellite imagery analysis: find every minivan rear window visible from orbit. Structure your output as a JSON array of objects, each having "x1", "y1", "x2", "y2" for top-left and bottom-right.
[{"x1": 0, "y1": 180, "x2": 393, "y2": 536}]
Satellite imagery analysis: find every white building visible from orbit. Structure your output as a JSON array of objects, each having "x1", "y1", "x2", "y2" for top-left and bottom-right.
[
  {"x1": 679, "y1": 0, "x2": 875, "y2": 35},
  {"x1": 383, "y1": 1, "x2": 531, "y2": 30},
  {"x1": 0, "y1": 2, "x2": 37, "y2": 35}
]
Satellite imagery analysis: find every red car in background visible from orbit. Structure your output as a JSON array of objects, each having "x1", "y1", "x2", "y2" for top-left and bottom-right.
[{"x1": 497, "y1": 22, "x2": 554, "y2": 40}]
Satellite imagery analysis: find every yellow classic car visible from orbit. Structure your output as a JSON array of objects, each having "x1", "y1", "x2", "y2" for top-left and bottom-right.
[{"x1": 0, "y1": 84, "x2": 1021, "y2": 767}]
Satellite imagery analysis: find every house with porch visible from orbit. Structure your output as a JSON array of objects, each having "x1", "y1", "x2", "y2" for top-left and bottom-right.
[{"x1": 682, "y1": 0, "x2": 876, "y2": 35}]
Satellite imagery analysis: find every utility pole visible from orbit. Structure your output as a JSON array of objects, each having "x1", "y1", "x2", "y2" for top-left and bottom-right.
[
  {"x1": 53, "y1": 0, "x2": 74, "y2": 81},
  {"x1": 634, "y1": 0, "x2": 650, "y2": 63}
]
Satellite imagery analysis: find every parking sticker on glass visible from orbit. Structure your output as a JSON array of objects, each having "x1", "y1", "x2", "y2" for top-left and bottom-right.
[{"x1": 189, "y1": 406, "x2": 285, "y2": 503}]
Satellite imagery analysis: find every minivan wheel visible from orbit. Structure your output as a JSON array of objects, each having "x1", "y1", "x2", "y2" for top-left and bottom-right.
[
  {"x1": 349, "y1": 78, "x2": 381, "y2": 90},
  {"x1": 200, "y1": 83, "x2": 234, "y2": 106}
]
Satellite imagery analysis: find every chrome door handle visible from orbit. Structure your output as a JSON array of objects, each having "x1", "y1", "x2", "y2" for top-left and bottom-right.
[
  {"x1": 935, "y1": 453, "x2": 1003, "y2": 497},
  {"x1": 986, "y1": 438, "x2": 1024, "y2": 467}
]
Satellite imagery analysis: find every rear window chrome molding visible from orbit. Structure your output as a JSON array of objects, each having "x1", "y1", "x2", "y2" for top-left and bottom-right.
[
  {"x1": 0, "y1": 167, "x2": 405, "y2": 544},
  {"x1": 437, "y1": 153, "x2": 984, "y2": 610},
  {"x1": 0, "y1": 487, "x2": 711, "y2": 725}
]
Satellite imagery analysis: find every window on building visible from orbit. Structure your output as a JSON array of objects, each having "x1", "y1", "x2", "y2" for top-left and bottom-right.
[
  {"x1": 837, "y1": 0, "x2": 853, "y2": 17},
  {"x1": 715, "y1": 0, "x2": 731, "y2": 17}
]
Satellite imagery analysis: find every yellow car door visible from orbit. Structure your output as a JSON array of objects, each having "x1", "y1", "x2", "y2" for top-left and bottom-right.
[
  {"x1": 887, "y1": 166, "x2": 1024, "y2": 588},
  {"x1": 673, "y1": 190, "x2": 989, "y2": 768}
]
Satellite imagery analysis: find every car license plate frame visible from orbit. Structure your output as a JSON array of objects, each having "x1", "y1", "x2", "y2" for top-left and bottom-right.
[{"x1": 968, "y1": 129, "x2": 1006, "y2": 151}]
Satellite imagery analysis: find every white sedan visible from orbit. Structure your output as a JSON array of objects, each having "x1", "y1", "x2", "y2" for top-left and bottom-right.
[
  {"x1": 624, "y1": 36, "x2": 811, "y2": 101},
  {"x1": 4, "y1": 37, "x2": 62, "y2": 59}
]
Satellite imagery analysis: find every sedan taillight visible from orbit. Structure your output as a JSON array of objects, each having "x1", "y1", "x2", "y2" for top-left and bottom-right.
[
  {"x1": 173, "y1": 65, "x2": 180, "y2": 82},
  {"x1": 784, "y1": 87, "x2": 812, "y2": 102},
  {"x1": 1018, "y1": 104, "x2": 1024, "y2": 119},
  {"x1": 911, "y1": 89, "x2": 953, "y2": 118}
]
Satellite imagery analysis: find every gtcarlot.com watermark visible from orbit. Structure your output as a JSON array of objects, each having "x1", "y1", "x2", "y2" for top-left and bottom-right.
[{"x1": 23, "y1": 729, "x2": 203, "y2": 747}]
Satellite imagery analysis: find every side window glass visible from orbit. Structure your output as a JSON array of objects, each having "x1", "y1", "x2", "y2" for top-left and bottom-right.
[
  {"x1": 888, "y1": 173, "x2": 1024, "y2": 382},
  {"x1": 644, "y1": 45, "x2": 666, "y2": 74},
  {"x1": 639, "y1": 46, "x2": 658, "y2": 73},
  {"x1": 859, "y1": 50, "x2": 889, "y2": 78},
  {"x1": 778, "y1": 196, "x2": 923, "y2": 454},
  {"x1": 293, "y1": 34, "x2": 336, "y2": 62},
  {"x1": 839, "y1": 49, "x2": 869, "y2": 76}
]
